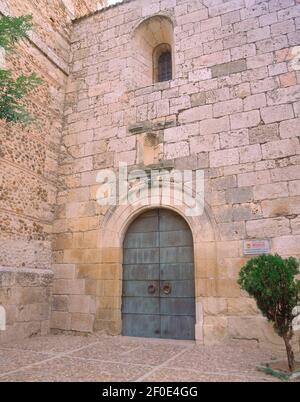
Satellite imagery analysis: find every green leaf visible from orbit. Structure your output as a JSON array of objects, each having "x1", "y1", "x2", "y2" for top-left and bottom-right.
[
  {"x1": 238, "y1": 254, "x2": 300, "y2": 337},
  {"x1": 0, "y1": 15, "x2": 42, "y2": 124},
  {"x1": 0, "y1": 68, "x2": 42, "y2": 123},
  {"x1": 0, "y1": 15, "x2": 33, "y2": 51}
]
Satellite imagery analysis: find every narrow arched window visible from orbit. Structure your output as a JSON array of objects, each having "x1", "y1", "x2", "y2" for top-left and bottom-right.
[
  {"x1": 153, "y1": 43, "x2": 173, "y2": 83},
  {"x1": 158, "y1": 51, "x2": 172, "y2": 82}
]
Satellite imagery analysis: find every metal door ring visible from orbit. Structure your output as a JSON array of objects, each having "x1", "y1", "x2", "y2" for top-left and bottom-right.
[
  {"x1": 162, "y1": 284, "x2": 172, "y2": 295},
  {"x1": 148, "y1": 284, "x2": 156, "y2": 294}
]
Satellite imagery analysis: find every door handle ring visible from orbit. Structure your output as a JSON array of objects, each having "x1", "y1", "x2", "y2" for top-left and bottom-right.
[
  {"x1": 148, "y1": 284, "x2": 156, "y2": 294},
  {"x1": 162, "y1": 284, "x2": 172, "y2": 295}
]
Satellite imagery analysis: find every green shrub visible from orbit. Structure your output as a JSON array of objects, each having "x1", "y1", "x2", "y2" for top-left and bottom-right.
[
  {"x1": 238, "y1": 254, "x2": 300, "y2": 371},
  {"x1": 0, "y1": 15, "x2": 34, "y2": 51},
  {"x1": 0, "y1": 15, "x2": 42, "y2": 124}
]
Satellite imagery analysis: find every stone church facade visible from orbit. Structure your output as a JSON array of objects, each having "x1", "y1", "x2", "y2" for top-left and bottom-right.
[{"x1": 1, "y1": 0, "x2": 300, "y2": 347}]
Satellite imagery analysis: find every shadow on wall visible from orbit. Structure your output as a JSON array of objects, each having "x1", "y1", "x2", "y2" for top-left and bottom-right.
[{"x1": 130, "y1": 15, "x2": 174, "y2": 89}]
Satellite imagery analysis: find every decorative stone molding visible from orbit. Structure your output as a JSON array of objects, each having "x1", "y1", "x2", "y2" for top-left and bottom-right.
[{"x1": 97, "y1": 190, "x2": 217, "y2": 342}]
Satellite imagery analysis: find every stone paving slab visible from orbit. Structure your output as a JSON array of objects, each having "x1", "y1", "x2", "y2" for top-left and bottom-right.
[
  {"x1": 164, "y1": 344, "x2": 284, "y2": 376},
  {"x1": 0, "y1": 357, "x2": 150, "y2": 382},
  {"x1": 70, "y1": 342, "x2": 188, "y2": 367},
  {"x1": 141, "y1": 368, "x2": 280, "y2": 382},
  {"x1": 0, "y1": 349, "x2": 50, "y2": 374},
  {"x1": 0, "y1": 333, "x2": 101, "y2": 354},
  {"x1": 0, "y1": 333, "x2": 297, "y2": 382}
]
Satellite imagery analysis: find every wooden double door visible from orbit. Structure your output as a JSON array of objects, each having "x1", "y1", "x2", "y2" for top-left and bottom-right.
[{"x1": 122, "y1": 209, "x2": 195, "y2": 340}]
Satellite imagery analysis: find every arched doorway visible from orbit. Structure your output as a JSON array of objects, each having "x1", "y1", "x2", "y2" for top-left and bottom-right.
[{"x1": 122, "y1": 208, "x2": 195, "y2": 340}]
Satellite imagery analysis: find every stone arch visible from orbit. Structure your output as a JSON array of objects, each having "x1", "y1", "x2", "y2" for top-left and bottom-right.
[
  {"x1": 130, "y1": 14, "x2": 175, "y2": 88},
  {"x1": 98, "y1": 186, "x2": 218, "y2": 342}
]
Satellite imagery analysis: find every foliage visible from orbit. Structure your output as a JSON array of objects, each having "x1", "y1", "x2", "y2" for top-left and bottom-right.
[
  {"x1": 0, "y1": 14, "x2": 42, "y2": 124},
  {"x1": 0, "y1": 69, "x2": 42, "y2": 123},
  {"x1": 0, "y1": 15, "x2": 34, "y2": 51},
  {"x1": 257, "y1": 366, "x2": 290, "y2": 382},
  {"x1": 238, "y1": 254, "x2": 300, "y2": 371}
]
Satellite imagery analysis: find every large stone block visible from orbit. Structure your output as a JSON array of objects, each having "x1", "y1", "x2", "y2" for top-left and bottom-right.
[
  {"x1": 219, "y1": 222, "x2": 246, "y2": 241},
  {"x1": 244, "y1": 93, "x2": 266, "y2": 111},
  {"x1": 291, "y1": 216, "x2": 300, "y2": 234},
  {"x1": 247, "y1": 26, "x2": 271, "y2": 43},
  {"x1": 0, "y1": 269, "x2": 16, "y2": 287},
  {"x1": 211, "y1": 175, "x2": 237, "y2": 191},
  {"x1": 15, "y1": 287, "x2": 49, "y2": 305},
  {"x1": 202, "y1": 297, "x2": 228, "y2": 316},
  {"x1": 272, "y1": 235, "x2": 300, "y2": 256},
  {"x1": 254, "y1": 182, "x2": 289, "y2": 201},
  {"x1": 16, "y1": 303, "x2": 50, "y2": 322},
  {"x1": 251, "y1": 77, "x2": 278, "y2": 94},
  {"x1": 200, "y1": 117, "x2": 230, "y2": 135},
  {"x1": 279, "y1": 118, "x2": 300, "y2": 138},
  {"x1": 53, "y1": 279, "x2": 85, "y2": 295},
  {"x1": 211, "y1": 60, "x2": 247, "y2": 78},
  {"x1": 213, "y1": 99, "x2": 243, "y2": 118},
  {"x1": 190, "y1": 135, "x2": 220, "y2": 153},
  {"x1": 178, "y1": 105, "x2": 213, "y2": 124},
  {"x1": 220, "y1": 129, "x2": 249, "y2": 149},
  {"x1": 204, "y1": 316, "x2": 228, "y2": 345},
  {"x1": 246, "y1": 217, "x2": 291, "y2": 238},
  {"x1": 68, "y1": 295, "x2": 91, "y2": 314},
  {"x1": 239, "y1": 144, "x2": 262, "y2": 163},
  {"x1": 261, "y1": 197, "x2": 300, "y2": 217},
  {"x1": 229, "y1": 315, "x2": 294, "y2": 349},
  {"x1": 210, "y1": 148, "x2": 239, "y2": 167},
  {"x1": 261, "y1": 104, "x2": 294, "y2": 124},
  {"x1": 227, "y1": 298, "x2": 258, "y2": 316},
  {"x1": 164, "y1": 141, "x2": 190, "y2": 159},
  {"x1": 190, "y1": 92, "x2": 206, "y2": 107},
  {"x1": 289, "y1": 180, "x2": 300, "y2": 197},
  {"x1": 249, "y1": 123, "x2": 279, "y2": 144},
  {"x1": 51, "y1": 311, "x2": 71, "y2": 330},
  {"x1": 247, "y1": 53, "x2": 274, "y2": 69},
  {"x1": 226, "y1": 187, "x2": 254, "y2": 204},
  {"x1": 52, "y1": 295, "x2": 69, "y2": 312},
  {"x1": 267, "y1": 85, "x2": 300, "y2": 106},
  {"x1": 233, "y1": 203, "x2": 263, "y2": 221},
  {"x1": 164, "y1": 124, "x2": 199, "y2": 142},
  {"x1": 230, "y1": 110, "x2": 261, "y2": 130},
  {"x1": 262, "y1": 138, "x2": 300, "y2": 159},
  {"x1": 238, "y1": 170, "x2": 271, "y2": 187}
]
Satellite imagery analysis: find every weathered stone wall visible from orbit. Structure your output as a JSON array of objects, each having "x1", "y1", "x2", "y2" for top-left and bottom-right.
[
  {"x1": 0, "y1": 267, "x2": 53, "y2": 343},
  {"x1": 53, "y1": 0, "x2": 300, "y2": 345},
  {"x1": 0, "y1": 0, "x2": 101, "y2": 342}
]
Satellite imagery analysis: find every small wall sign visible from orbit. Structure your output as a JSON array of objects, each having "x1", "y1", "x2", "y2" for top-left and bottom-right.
[{"x1": 243, "y1": 240, "x2": 270, "y2": 256}]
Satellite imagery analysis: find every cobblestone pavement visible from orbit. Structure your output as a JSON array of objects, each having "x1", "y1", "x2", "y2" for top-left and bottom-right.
[{"x1": 0, "y1": 333, "x2": 297, "y2": 382}]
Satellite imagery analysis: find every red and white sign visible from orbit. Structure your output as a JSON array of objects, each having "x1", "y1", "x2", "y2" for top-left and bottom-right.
[{"x1": 243, "y1": 240, "x2": 270, "y2": 255}]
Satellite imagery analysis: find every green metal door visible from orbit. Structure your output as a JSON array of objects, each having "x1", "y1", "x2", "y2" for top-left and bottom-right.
[{"x1": 122, "y1": 209, "x2": 195, "y2": 340}]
